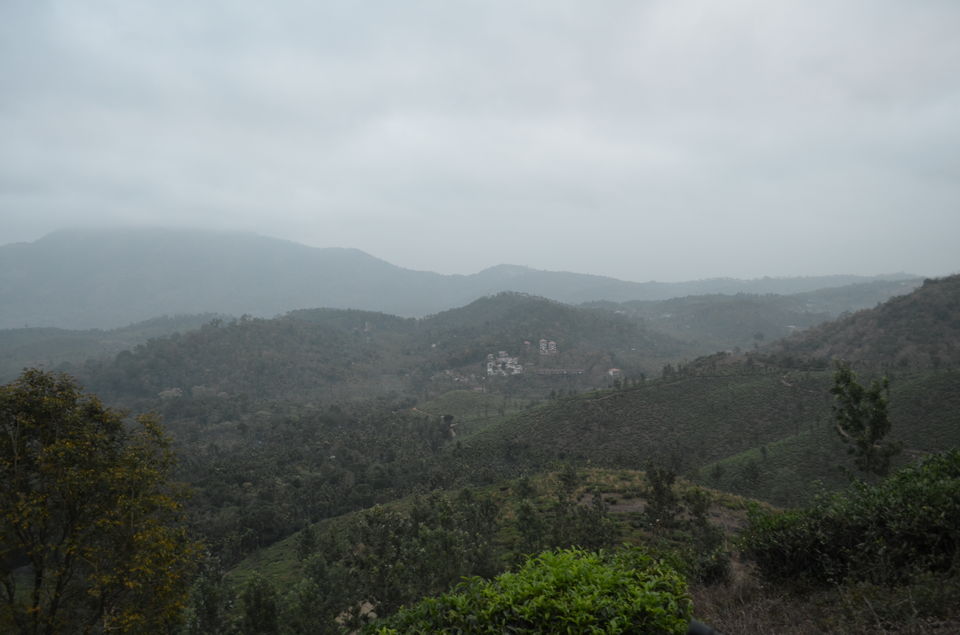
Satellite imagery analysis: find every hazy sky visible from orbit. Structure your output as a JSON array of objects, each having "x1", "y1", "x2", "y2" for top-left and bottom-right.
[{"x1": 2, "y1": 1, "x2": 958, "y2": 281}]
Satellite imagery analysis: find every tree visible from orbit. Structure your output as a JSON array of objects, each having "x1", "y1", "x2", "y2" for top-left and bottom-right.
[
  {"x1": 282, "y1": 554, "x2": 350, "y2": 634},
  {"x1": 239, "y1": 574, "x2": 279, "y2": 635},
  {"x1": 830, "y1": 362, "x2": 901, "y2": 477},
  {"x1": 645, "y1": 462, "x2": 679, "y2": 531},
  {"x1": 0, "y1": 370, "x2": 200, "y2": 634},
  {"x1": 295, "y1": 523, "x2": 317, "y2": 562},
  {"x1": 183, "y1": 557, "x2": 229, "y2": 635}
]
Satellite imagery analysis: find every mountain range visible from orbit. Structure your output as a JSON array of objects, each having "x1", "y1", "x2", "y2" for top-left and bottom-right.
[{"x1": 0, "y1": 228, "x2": 920, "y2": 329}]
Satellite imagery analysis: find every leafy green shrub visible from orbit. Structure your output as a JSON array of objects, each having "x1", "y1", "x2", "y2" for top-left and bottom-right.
[
  {"x1": 741, "y1": 450, "x2": 960, "y2": 585},
  {"x1": 367, "y1": 547, "x2": 691, "y2": 634}
]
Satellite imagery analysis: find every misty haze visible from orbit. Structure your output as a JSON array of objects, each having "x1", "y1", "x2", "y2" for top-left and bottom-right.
[{"x1": 2, "y1": 2, "x2": 959, "y2": 634}]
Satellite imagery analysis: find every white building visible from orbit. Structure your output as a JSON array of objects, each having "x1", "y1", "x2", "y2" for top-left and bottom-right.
[{"x1": 487, "y1": 351, "x2": 523, "y2": 376}]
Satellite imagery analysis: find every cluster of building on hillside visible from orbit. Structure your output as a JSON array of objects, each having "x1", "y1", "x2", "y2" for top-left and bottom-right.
[
  {"x1": 486, "y1": 351, "x2": 523, "y2": 376},
  {"x1": 486, "y1": 339, "x2": 563, "y2": 376},
  {"x1": 483, "y1": 343, "x2": 620, "y2": 380}
]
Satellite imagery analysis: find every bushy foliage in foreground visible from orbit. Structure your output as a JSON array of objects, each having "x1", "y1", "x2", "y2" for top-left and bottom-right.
[
  {"x1": 742, "y1": 450, "x2": 960, "y2": 585},
  {"x1": 368, "y1": 547, "x2": 691, "y2": 634}
]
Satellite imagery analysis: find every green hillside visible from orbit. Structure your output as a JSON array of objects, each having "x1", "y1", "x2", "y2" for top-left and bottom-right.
[
  {"x1": 222, "y1": 466, "x2": 751, "y2": 630},
  {"x1": 768, "y1": 274, "x2": 960, "y2": 369},
  {"x1": 0, "y1": 314, "x2": 224, "y2": 383},
  {"x1": 74, "y1": 293, "x2": 694, "y2": 410},
  {"x1": 446, "y1": 364, "x2": 960, "y2": 505},
  {"x1": 410, "y1": 390, "x2": 535, "y2": 437},
  {"x1": 449, "y1": 370, "x2": 835, "y2": 481}
]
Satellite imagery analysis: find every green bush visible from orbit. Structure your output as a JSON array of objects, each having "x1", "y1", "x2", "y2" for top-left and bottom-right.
[
  {"x1": 742, "y1": 450, "x2": 960, "y2": 585},
  {"x1": 367, "y1": 547, "x2": 691, "y2": 634}
]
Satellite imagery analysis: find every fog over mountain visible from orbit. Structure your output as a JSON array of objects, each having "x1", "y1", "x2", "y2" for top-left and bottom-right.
[{"x1": 0, "y1": 228, "x2": 920, "y2": 330}]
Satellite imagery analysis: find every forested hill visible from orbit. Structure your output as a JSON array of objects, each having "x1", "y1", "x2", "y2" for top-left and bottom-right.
[
  {"x1": 766, "y1": 274, "x2": 960, "y2": 369},
  {"x1": 0, "y1": 314, "x2": 225, "y2": 383},
  {"x1": 0, "y1": 227, "x2": 919, "y2": 329},
  {"x1": 419, "y1": 293, "x2": 685, "y2": 358},
  {"x1": 73, "y1": 293, "x2": 692, "y2": 407}
]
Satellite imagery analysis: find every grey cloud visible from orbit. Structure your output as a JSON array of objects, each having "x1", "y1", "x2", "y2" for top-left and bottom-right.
[{"x1": 1, "y1": 0, "x2": 958, "y2": 281}]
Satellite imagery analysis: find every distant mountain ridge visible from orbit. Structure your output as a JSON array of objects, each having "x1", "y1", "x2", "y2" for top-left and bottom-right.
[
  {"x1": 583, "y1": 278, "x2": 923, "y2": 352},
  {"x1": 0, "y1": 228, "x2": 920, "y2": 329}
]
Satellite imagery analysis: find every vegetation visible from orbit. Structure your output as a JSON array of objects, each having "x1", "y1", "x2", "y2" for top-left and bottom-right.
[
  {"x1": 219, "y1": 466, "x2": 737, "y2": 631},
  {"x1": 0, "y1": 370, "x2": 200, "y2": 634},
  {"x1": 0, "y1": 313, "x2": 224, "y2": 383},
  {"x1": 72, "y1": 294, "x2": 688, "y2": 409},
  {"x1": 830, "y1": 362, "x2": 900, "y2": 476},
  {"x1": 371, "y1": 547, "x2": 692, "y2": 634},
  {"x1": 448, "y1": 369, "x2": 841, "y2": 488},
  {"x1": 693, "y1": 368, "x2": 960, "y2": 505},
  {"x1": 742, "y1": 450, "x2": 960, "y2": 585},
  {"x1": 769, "y1": 275, "x2": 960, "y2": 369},
  {"x1": 1, "y1": 271, "x2": 958, "y2": 632}
]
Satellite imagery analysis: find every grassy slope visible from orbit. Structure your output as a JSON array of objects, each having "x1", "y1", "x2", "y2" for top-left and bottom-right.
[
  {"x1": 450, "y1": 370, "x2": 836, "y2": 480},
  {"x1": 694, "y1": 369, "x2": 960, "y2": 505},
  {"x1": 441, "y1": 366, "x2": 960, "y2": 506},
  {"x1": 694, "y1": 427, "x2": 849, "y2": 507},
  {"x1": 410, "y1": 390, "x2": 536, "y2": 436}
]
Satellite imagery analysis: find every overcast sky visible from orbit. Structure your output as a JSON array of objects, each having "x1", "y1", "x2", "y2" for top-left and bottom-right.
[{"x1": 1, "y1": 1, "x2": 958, "y2": 281}]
